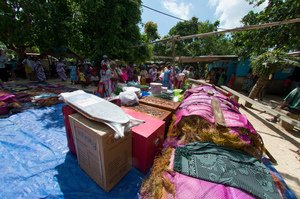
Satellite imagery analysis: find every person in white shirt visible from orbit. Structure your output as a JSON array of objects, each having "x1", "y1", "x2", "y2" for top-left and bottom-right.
[
  {"x1": 22, "y1": 55, "x2": 35, "y2": 80},
  {"x1": 100, "y1": 55, "x2": 109, "y2": 78},
  {"x1": 0, "y1": 49, "x2": 9, "y2": 82}
]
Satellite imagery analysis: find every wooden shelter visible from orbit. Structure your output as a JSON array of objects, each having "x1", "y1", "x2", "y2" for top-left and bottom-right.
[{"x1": 40, "y1": 47, "x2": 85, "y2": 62}]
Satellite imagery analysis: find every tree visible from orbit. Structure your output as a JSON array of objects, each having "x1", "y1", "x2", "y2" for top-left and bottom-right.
[
  {"x1": 144, "y1": 21, "x2": 160, "y2": 42},
  {"x1": 245, "y1": 49, "x2": 300, "y2": 107},
  {"x1": 69, "y1": 0, "x2": 150, "y2": 62},
  {"x1": 0, "y1": 0, "x2": 73, "y2": 58},
  {"x1": 232, "y1": 0, "x2": 300, "y2": 59}
]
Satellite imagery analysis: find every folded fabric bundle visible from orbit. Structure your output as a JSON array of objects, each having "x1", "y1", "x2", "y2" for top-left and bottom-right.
[
  {"x1": 173, "y1": 142, "x2": 282, "y2": 199},
  {"x1": 140, "y1": 84, "x2": 283, "y2": 199},
  {"x1": 162, "y1": 171, "x2": 256, "y2": 199}
]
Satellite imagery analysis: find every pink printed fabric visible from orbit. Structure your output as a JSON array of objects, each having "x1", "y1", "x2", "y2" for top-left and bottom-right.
[
  {"x1": 175, "y1": 104, "x2": 258, "y2": 135},
  {"x1": 163, "y1": 171, "x2": 256, "y2": 199},
  {"x1": 0, "y1": 92, "x2": 15, "y2": 101},
  {"x1": 180, "y1": 95, "x2": 240, "y2": 113},
  {"x1": 184, "y1": 87, "x2": 240, "y2": 108}
]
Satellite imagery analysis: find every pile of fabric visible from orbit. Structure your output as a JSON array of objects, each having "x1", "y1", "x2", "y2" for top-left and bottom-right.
[
  {"x1": 0, "y1": 83, "x2": 74, "y2": 116},
  {"x1": 0, "y1": 92, "x2": 21, "y2": 116},
  {"x1": 140, "y1": 85, "x2": 284, "y2": 199}
]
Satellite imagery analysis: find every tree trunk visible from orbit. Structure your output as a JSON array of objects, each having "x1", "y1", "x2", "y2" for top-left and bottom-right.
[{"x1": 245, "y1": 77, "x2": 269, "y2": 108}]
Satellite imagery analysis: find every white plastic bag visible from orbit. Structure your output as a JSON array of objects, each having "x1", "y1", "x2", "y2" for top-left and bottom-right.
[{"x1": 119, "y1": 91, "x2": 139, "y2": 106}]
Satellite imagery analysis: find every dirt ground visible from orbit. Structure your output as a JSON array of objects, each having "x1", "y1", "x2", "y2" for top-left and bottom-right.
[{"x1": 2, "y1": 77, "x2": 300, "y2": 198}]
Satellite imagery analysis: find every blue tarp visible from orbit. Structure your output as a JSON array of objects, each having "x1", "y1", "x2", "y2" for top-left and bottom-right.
[
  {"x1": 0, "y1": 99, "x2": 297, "y2": 198},
  {"x1": 0, "y1": 103, "x2": 147, "y2": 198}
]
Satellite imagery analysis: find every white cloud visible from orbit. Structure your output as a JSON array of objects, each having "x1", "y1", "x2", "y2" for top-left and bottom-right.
[
  {"x1": 162, "y1": 0, "x2": 192, "y2": 20},
  {"x1": 208, "y1": 0, "x2": 268, "y2": 29}
]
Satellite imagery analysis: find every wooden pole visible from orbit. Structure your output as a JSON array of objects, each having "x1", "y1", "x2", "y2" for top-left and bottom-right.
[
  {"x1": 172, "y1": 37, "x2": 176, "y2": 89},
  {"x1": 130, "y1": 18, "x2": 300, "y2": 48}
]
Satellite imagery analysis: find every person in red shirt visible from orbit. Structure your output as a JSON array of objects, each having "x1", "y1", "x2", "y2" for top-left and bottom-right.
[
  {"x1": 100, "y1": 55, "x2": 109, "y2": 79},
  {"x1": 227, "y1": 73, "x2": 235, "y2": 88}
]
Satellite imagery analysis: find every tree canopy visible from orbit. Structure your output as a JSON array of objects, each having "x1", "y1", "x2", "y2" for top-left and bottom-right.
[
  {"x1": 0, "y1": 0, "x2": 151, "y2": 62},
  {"x1": 152, "y1": 18, "x2": 234, "y2": 58},
  {"x1": 232, "y1": 0, "x2": 300, "y2": 59},
  {"x1": 0, "y1": 0, "x2": 73, "y2": 58}
]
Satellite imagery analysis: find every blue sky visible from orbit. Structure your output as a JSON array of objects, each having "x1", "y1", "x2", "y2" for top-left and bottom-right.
[{"x1": 139, "y1": 0, "x2": 268, "y2": 37}]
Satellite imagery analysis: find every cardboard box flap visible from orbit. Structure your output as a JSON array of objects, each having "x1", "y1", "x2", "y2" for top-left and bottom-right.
[{"x1": 69, "y1": 113, "x2": 114, "y2": 136}]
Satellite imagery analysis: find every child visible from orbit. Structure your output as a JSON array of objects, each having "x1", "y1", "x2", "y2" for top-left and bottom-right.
[
  {"x1": 79, "y1": 67, "x2": 86, "y2": 89},
  {"x1": 227, "y1": 73, "x2": 235, "y2": 88},
  {"x1": 90, "y1": 66, "x2": 99, "y2": 86},
  {"x1": 140, "y1": 65, "x2": 148, "y2": 85},
  {"x1": 84, "y1": 63, "x2": 92, "y2": 85},
  {"x1": 68, "y1": 62, "x2": 77, "y2": 85}
]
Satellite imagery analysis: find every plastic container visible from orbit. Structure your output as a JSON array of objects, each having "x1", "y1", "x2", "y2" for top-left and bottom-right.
[
  {"x1": 122, "y1": 87, "x2": 141, "y2": 97},
  {"x1": 173, "y1": 89, "x2": 183, "y2": 96},
  {"x1": 161, "y1": 87, "x2": 168, "y2": 92},
  {"x1": 150, "y1": 83, "x2": 162, "y2": 95}
]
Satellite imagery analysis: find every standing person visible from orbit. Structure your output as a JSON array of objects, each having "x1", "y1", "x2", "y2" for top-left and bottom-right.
[
  {"x1": 283, "y1": 76, "x2": 292, "y2": 97},
  {"x1": 217, "y1": 68, "x2": 227, "y2": 86},
  {"x1": 187, "y1": 67, "x2": 194, "y2": 79},
  {"x1": 101, "y1": 55, "x2": 109, "y2": 79},
  {"x1": 149, "y1": 64, "x2": 157, "y2": 82},
  {"x1": 103, "y1": 61, "x2": 119, "y2": 97},
  {"x1": 50, "y1": 59, "x2": 57, "y2": 78},
  {"x1": 15, "y1": 59, "x2": 25, "y2": 79},
  {"x1": 126, "y1": 61, "x2": 135, "y2": 82},
  {"x1": 209, "y1": 68, "x2": 217, "y2": 84},
  {"x1": 10, "y1": 58, "x2": 17, "y2": 80},
  {"x1": 227, "y1": 73, "x2": 235, "y2": 88},
  {"x1": 84, "y1": 62, "x2": 92, "y2": 85},
  {"x1": 182, "y1": 65, "x2": 189, "y2": 76},
  {"x1": 119, "y1": 65, "x2": 128, "y2": 83},
  {"x1": 174, "y1": 67, "x2": 184, "y2": 89},
  {"x1": 242, "y1": 69, "x2": 254, "y2": 93},
  {"x1": 140, "y1": 65, "x2": 148, "y2": 85},
  {"x1": 34, "y1": 57, "x2": 46, "y2": 82},
  {"x1": 169, "y1": 63, "x2": 174, "y2": 89},
  {"x1": 90, "y1": 65, "x2": 100, "y2": 86},
  {"x1": 79, "y1": 67, "x2": 86, "y2": 89},
  {"x1": 162, "y1": 63, "x2": 172, "y2": 89},
  {"x1": 214, "y1": 68, "x2": 222, "y2": 85},
  {"x1": 56, "y1": 59, "x2": 67, "y2": 81},
  {"x1": 0, "y1": 49, "x2": 9, "y2": 82},
  {"x1": 68, "y1": 62, "x2": 77, "y2": 85},
  {"x1": 22, "y1": 55, "x2": 35, "y2": 81}
]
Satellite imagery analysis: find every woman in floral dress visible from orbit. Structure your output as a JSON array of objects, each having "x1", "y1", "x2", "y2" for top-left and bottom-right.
[
  {"x1": 103, "y1": 61, "x2": 119, "y2": 97},
  {"x1": 56, "y1": 59, "x2": 67, "y2": 81},
  {"x1": 34, "y1": 57, "x2": 46, "y2": 82}
]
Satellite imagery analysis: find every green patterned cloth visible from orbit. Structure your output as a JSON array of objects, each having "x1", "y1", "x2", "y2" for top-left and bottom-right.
[{"x1": 174, "y1": 142, "x2": 282, "y2": 199}]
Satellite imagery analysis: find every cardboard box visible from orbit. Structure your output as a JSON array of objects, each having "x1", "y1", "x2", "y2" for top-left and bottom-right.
[
  {"x1": 69, "y1": 113, "x2": 132, "y2": 193},
  {"x1": 122, "y1": 108, "x2": 165, "y2": 174}
]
